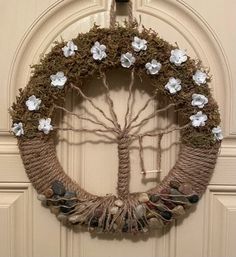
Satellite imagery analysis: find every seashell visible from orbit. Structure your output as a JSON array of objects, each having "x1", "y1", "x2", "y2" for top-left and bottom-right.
[
  {"x1": 115, "y1": 216, "x2": 124, "y2": 227},
  {"x1": 148, "y1": 217, "x2": 164, "y2": 229},
  {"x1": 68, "y1": 214, "x2": 84, "y2": 224},
  {"x1": 172, "y1": 205, "x2": 185, "y2": 217},
  {"x1": 44, "y1": 188, "x2": 54, "y2": 198},
  {"x1": 37, "y1": 194, "x2": 46, "y2": 202},
  {"x1": 138, "y1": 193, "x2": 149, "y2": 203},
  {"x1": 110, "y1": 206, "x2": 119, "y2": 215},
  {"x1": 49, "y1": 206, "x2": 60, "y2": 215},
  {"x1": 114, "y1": 199, "x2": 124, "y2": 207},
  {"x1": 57, "y1": 213, "x2": 68, "y2": 222},
  {"x1": 178, "y1": 183, "x2": 193, "y2": 195},
  {"x1": 113, "y1": 223, "x2": 118, "y2": 231},
  {"x1": 135, "y1": 204, "x2": 146, "y2": 218},
  {"x1": 147, "y1": 212, "x2": 156, "y2": 219},
  {"x1": 142, "y1": 227, "x2": 149, "y2": 233}
]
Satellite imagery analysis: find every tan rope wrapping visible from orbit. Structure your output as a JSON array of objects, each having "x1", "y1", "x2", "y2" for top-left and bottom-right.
[
  {"x1": 148, "y1": 144, "x2": 220, "y2": 195},
  {"x1": 18, "y1": 135, "x2": 220, "y2": 199},
  {"x1": 18, "y1": 135, "x2": 96, "y2": 200}
]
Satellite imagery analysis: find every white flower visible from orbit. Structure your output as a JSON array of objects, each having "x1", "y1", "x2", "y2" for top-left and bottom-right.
[
  {"x1": 190, "y1": 111, "x2": 208, "y2": 127},
  {"x1": 165, "y1": 77, "x2": 182, "y2": 94},
  {"x1": 38, "y1": 118, "x2": 53, "y2": 134},
  {"x1": 11, "y1": 122, "x2": 24, "y2": 136},
  {"x1": 90, "y1": 41, "x2": 107, "y2": 60},
  {"x1": 145, "y1": 59, "x2": 162, "y2": 75},
  {"x1": 191, "y1": 94, "x2": 208, "y2": 108},
  {"x1": 132, "y1": 36, "x2": 147, "y2": 52},
  {"x1": 25, "y1": 95, "x2": 41, "y2": 111},
  {"x1": 193, "y1": 70, "x2": 207, "y2": 85},
  {"x1": 212, "y1": 126, "x2": 223, "y2": 141},
  {"x1": 120, "y1": 52, "x2": 136, "y2": 68},
  {"x1": 169, "y1": 49, "x2": 187, "y2": 66},
  {"x1": 62, "y1": 40, "x2": 78, "y2": 57},
  {"x1": 50, "y1": 72, "x2": 67, "y2": 89}
]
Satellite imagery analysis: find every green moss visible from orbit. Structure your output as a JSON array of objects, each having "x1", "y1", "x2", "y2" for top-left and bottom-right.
[{"x1": 10, "y1": 22, "x2": 221, "y2": 148}]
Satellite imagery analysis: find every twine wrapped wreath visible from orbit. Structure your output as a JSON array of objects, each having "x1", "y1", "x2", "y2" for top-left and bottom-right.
[{"x1": 10, "y1": 1, "x2": 223, "y2": 234}]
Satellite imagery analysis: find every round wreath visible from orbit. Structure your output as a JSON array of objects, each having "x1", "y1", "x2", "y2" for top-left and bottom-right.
[{"x1": 10, "y1": 22, "x2": 222, "y2": 234}]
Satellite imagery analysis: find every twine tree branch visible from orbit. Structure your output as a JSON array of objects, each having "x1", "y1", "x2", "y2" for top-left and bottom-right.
[
  {"x1": 128, "y1": 103, "x2": 176, "y2": 132},
  {"x1": 124, "y1": 69, "x2": 135, "y2": 129},
  {"x1": 70, "y1": 83, "x2": 117, "y2": 128},
  {"x1": 130, "y1": 123, "x2": 190, "y2": 139},
  {"x1": 101, "y1": 73, "x2": 121, "y2": 130},
  {"x1": 126, "y1": 92, "x2": 157, "y2": 129},
  {"x1": 55, "y1": 127, "x2": 115, "y2": 134},
  {"x1": 54, "y1": 105, "x2": 118, "y2": 134}
]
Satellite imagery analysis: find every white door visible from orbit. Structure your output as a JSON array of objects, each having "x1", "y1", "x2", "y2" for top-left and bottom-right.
[{"x1": 0, "y1": 1, "x2": 236, "y2": 257}]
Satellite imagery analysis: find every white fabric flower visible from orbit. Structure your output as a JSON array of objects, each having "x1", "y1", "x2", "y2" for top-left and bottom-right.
[
  {"x1": 193, "y1": 70, "x2": 207, "y2": 85},
  {"x1": 165, "y1": 77, "x2": 182, "y2": 94},
  {"x1": 50, "y1": 72, "x2": 67, "y2": 89},
  {"x1": 25, "y1": 95, "x2": 41, "y2": 111},
  {"x1": 190, "y1": 111, "x2": 208, "y2": 127},
  {"x1": 90, "y1": 41, "x2": 107, "y2": 60},
  {"x1": 120, "y1": 52, "x2": 136, "y2": 68},
  {"x1": 11, "y1": 122, "x2": 24, "y2": 136},
  {"x1": 169, "y1": 49, "x2": 187, "y2": 66},
  {"x1": 191, "y1": 94, "x2": 208, "y2": 108},
  {"x1": 145, "y1": 59, "x2": 162, "y2": 75},
  {"x1": 38, "y1": 118, "x2": 53, "y2": 134},
  {"x1": 132, "y1": 36, "x2": 147, "y2": 52},
  {"x1": 62, "y1": 40, "x2": 78, "y2": 57},
  {"x1": 212, "y1": 126, "x2": 223, "y2": 141}
]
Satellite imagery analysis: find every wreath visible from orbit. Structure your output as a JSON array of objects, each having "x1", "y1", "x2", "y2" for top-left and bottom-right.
[{"x1": 10, "y1": 5, "x2": 222, "y2": 234}]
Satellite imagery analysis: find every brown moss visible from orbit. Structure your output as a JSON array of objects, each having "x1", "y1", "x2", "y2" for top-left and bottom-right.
[{"x1": 10, "y1": 23, "x2": 221, "y2": 148}]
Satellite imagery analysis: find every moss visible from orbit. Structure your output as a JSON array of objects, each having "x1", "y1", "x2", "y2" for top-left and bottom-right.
[{"x1": 10, "y1": 22, "x2": 221, "y2": 148}]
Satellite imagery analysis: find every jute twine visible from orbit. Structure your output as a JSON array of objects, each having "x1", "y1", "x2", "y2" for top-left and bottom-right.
[
  {"x1": 18, "y1": 135, "x2": 96, "y2": 200},
  {"x1": 18, "y1": 135, "x2": 219, "y2": 199}
]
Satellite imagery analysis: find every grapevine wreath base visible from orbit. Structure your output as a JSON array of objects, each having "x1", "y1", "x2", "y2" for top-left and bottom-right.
[{"x1": 11, "y1": 19, "x2": 222, "y2": 234}]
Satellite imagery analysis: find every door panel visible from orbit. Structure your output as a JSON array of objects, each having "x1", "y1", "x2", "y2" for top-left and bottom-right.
[{"x1": 0, "y1": 1, "x2": 235, "y2": 257}]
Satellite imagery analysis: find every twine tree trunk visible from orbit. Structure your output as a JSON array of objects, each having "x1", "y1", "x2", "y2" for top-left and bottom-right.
[{"x1": 117, "y1": 133, "x2": 131, "y2": 198}]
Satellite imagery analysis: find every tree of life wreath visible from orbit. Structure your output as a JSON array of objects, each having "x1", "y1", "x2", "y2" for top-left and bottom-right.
[{"x1": 10, "y1": 1, "x2": 223, "y2": 234}]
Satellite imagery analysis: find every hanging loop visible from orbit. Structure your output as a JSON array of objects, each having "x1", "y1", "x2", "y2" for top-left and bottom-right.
[{"x1": 110, "y1": 0, "x2": 133, "y2": 28}]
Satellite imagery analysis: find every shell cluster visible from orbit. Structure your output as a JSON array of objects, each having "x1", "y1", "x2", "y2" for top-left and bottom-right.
[{"x1": 37, "y1": 179, "x2": 199, "y2": 233}]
